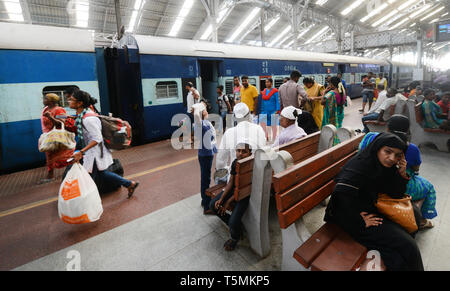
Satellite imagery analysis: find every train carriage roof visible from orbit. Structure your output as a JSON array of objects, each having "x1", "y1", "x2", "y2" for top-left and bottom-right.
[
  {"x1": 135, "y1": 35, "x2": 389, "y2": 66},
  {"x1": 0, "y1": 22, "x2": 95, "y2": 52}
]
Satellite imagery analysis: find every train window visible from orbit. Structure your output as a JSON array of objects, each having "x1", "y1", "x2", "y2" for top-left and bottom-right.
[
  {"x1": 156, "y1": 81, "x2": 178, "y2": 99},
  {"x1": 225, "y1": 80, "x2": 234, "y2": 95},
  {"x1": 42, "y1": 85, "x2": 79, "y2": 107},
  {"x1": 274, "y1": 78, "x2": 284, "y2": 88},
  {"x1": 249, "y1": 78, "x2": 257, "y2": 87}
]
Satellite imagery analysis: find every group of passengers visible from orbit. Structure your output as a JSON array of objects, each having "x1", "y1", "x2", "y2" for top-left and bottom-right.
[
  {"x1": 188, "y1": 70, "x2": 350, "y2": 252},
  {"x1": 39, "y1": 88, "x2": 139, "y2": 197},
  {"x1": 40, "y1": 69, "x2": 442, "y2": 271},
  {"x1": 188, "y1": 70, "x2": 442, "y2": 271}
]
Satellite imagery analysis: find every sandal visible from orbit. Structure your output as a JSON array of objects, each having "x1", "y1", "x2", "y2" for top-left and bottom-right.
[
  {"x1": 223, "y1": 239, "x2": 238, "y2": 251},
  {"x1": 420, "y1": 220, "x2": 434, "y2": 229},
  {"x1": 37, "y1": 178, "x2": 54, "y2": 185},
  {"x1": 127, "y1": 181, "x2": 139, "y2": 199}
]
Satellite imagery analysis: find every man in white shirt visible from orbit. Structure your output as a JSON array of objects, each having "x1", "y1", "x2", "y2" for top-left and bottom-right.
[
  {"x1": 272, "y1": 106, "x2": 307, "y2": 148},
  {"x1": 186, "y1": 82, "x2": 200, "y2": 114},
  {"x1": 376, "y1": 90, "x2": 407, "y2": 122},
  {"x1": 215, "y1": 103, "x2": 266, "y2": 183},
  {"x1": 361, "y1": 87, "x2": 392, "y2": 133}
]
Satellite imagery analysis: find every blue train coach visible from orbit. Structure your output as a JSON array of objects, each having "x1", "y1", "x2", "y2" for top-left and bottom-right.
[
  {"x1": 0, "y1": 22, "x2": 415, "y2": 173},
  {"x1": 0, "y1": 23, "x2": 102, "y2": 172}
]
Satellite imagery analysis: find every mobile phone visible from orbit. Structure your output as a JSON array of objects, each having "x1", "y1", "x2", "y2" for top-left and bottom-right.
[
  {"x1": 67, "y1": 158, "x2": 74, "y2": 163},
  {"x1": 55, "y1": 115, "x2": 68, "y2": 119}
]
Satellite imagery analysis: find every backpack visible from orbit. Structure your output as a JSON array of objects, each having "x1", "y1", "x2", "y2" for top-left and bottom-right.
[{"x1": 83, "y1": 113, "x2": 132, "y2": 151}]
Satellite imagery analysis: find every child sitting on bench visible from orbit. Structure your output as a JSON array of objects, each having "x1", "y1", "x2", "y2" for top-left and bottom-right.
[{"x1": 209, "y1": 142, "x2": 252, "y2": 251}]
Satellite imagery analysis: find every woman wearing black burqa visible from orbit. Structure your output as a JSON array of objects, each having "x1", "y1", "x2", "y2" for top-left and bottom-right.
[{"x1": 324, "y1": 132, "x2": 424, "y2": 271}]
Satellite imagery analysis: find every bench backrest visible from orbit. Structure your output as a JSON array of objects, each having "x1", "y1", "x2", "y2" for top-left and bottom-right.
[
  {"x1": 414, "y1": 102, "x2": 424, "y2": 123},
  {"x1": 273, "y1": 134, "x2": 364, "y2": 229},
  {"x1": 234, "y1": 132, "x2": 321, "y2": 201}
]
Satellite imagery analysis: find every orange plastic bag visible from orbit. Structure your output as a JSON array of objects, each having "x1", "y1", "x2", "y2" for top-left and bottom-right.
[{"x1": 58, "y1": 163, "x2": 103, "y2": 224}]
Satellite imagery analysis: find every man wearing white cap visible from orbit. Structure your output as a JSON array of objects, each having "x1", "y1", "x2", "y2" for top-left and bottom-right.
[
  {"x1": 215, "y1": 103, "x2": 266, "y2": 183},
  {"x1": 272, "y1": 106, "x2": 307, "y2": 148}
]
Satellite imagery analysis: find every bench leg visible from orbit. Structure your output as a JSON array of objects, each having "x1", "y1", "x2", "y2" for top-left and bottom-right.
[
  {"x1": 281, "y1": 220, "x2": 311, "y2": 271},
  {"x1": 242, "y1": 148, "x2": 273, "y2": 258}
]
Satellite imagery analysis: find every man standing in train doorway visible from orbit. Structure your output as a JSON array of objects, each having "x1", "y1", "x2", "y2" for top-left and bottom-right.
[
  {"x1": 279, "y1": 70, "x2": 308, "y2": 110},
  {"x1": 240, "y1": 76, "x2": 259, "y2": 117}
]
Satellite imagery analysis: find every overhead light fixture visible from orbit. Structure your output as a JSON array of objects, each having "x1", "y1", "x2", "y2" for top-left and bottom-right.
[
  {"x1": 409, "y1": 4, "x2": 432, "y2": 19},
  {"x1": 284, "y1": 40, "x2": 295, "y2": 48},
  {"x1": 360, "y1": 3, "x2": 389, "y2": 22},
  {"x1": 430, "y1": 18, "x2": 440, "y2": 24},
  {"x1": 305, "y1": 26, "x2": 329, "y2": 44},
  {"x1": 398, "y1": 0, "x2": 420, "y2": 10},
  {"x1": 316, "y1": 0, "x2": 329, "y2": 6},
  {"x1": 420, "y1": 6, "x2": 445, "y2": 22},
  {"x1": 75, "y1": 0, "x2": 89, "y2": 28},
  {"x1": 371, "y1": 0, "x2": 422, "y2": 27},
  {"x1": 168, "y1": 0, "x2": 195, "y2": 37},
  {"x1": 442, "y1": 12, "x2": 449, "y2": 17},
  {"x1": 4, "y1": 0, "x2": 24, "y2": 22},
  {"x1": 268, "y1": 25, "x2": 291, "y2": 47},
  {"x1": 372, "y1": 10, "x2": 397, "y2": 26},
  {"x1": 389, "y1": 17, "x2": 410, "y2": 30},
  {"x1": 226, "y1": 7, "x2": 261, "y2": 43},
  {"x1": 127, "y1": 0, "x2": 145, "y2": 32},
  {"x1": 297, "y1": 24, "x2": 315, "y2": 39},
  {"x1": 264, "y1": 16, "x2": 280, "y2": 32},
  {"x1": 200, "y1": 5, "x2": 232, "y2": 40},
  {"x1": 434, "y1": 42, "x2": 450, "y2": 50},
  {"x1": 410, "y1": 22, "x2": 416, "y2": 27},
  {"x1": 341, "y1": 0, "x2": 365, "y2": 16}
]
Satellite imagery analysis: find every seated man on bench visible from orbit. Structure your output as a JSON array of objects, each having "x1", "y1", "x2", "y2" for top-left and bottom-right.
[
  {"x1": 362, "y1": 88, "x2": 402, "y2": 133},
  {"x1": 272, "y1": 106, "x2": 307, "y2": 148},
  {"x1": 324, "y1": 133, "x2": 424, "y2": 271},
  {"x1": 209, "y1": 142, "x2": 252, "y2": 251}
]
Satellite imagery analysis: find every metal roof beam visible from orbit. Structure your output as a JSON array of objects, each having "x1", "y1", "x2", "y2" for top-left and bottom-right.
[
  {"x1": 193, "y1": 0, "x2": 236, "y2": 40},
  {"x1": 299, "y1": 28, "x2": 419, "y2": 54}
]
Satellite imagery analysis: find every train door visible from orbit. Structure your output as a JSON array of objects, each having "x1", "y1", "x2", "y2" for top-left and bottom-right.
[
  {"x1": 199, "y1": 60, "x2": 221, "y2": 114},
  {"x1": 259, "y1": 75, "x2": 272, "y2": 92},
  {"x1": 103, "y1": 47, "x2": 145, "y2": 145},
  {"x1": 181, "y1": 78, "x2": 198, "y2": 108}
]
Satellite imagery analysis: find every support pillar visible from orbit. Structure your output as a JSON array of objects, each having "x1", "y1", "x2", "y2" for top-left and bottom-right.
[{"x1": 114, "y1": 0, "x2": 122, "y2": 37}]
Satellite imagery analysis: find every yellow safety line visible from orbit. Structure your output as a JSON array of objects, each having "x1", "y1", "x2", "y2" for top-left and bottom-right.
[{"x1": 0, "y1": 156, "x2": 198, "y2": 219}]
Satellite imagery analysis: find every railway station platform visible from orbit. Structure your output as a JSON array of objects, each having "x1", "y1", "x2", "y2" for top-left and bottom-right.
[{"x1": 1, "y1": 99, "x2": 450, "y2": 271}]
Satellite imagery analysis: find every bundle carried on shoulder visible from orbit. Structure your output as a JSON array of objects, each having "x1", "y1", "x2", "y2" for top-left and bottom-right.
[{"x1": 84, "y1": 112, "x2": 132, "y2": 150}]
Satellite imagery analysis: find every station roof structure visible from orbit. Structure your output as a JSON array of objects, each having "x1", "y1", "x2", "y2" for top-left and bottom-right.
[{"x1": 0, "y1": 0, "x2": 449, "y2": 60}]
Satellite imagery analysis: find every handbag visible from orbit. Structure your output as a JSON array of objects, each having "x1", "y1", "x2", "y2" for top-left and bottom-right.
[
  {"x1": 375, "y1": 193, "x2": 418, "y2": 233},
  {"x1": 39, "y1": 122, "x2": 76, "y2": 152}
]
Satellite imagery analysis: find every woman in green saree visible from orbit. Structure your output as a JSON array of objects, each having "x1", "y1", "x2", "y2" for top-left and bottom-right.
[
  {"x1": 321, "y1": 77, "x2": 345, "y2": 144},
  {"x1": 421, "y1": 89, "x2": 446, "y2": 129}
]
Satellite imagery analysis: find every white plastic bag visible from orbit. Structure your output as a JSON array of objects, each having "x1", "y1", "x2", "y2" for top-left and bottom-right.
[
  {"x1": 39, "y1": 123, "x2": 76, "y2": 152},
  {"x1": 58, "y1": 163, "x2": 103, "y2": 224},
  {"x1": 346, "y1": 96, "x2": 353, "y2": 107}
]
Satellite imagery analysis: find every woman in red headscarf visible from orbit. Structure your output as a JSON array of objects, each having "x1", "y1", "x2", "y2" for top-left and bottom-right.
[{"x1": 40, "y1": 93, "x2": 74, "y2": 183}]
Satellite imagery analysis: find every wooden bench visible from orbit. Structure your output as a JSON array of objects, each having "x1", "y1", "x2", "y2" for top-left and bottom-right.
[
  {"x1": 407, "y1": 100, "x2": 450, "y2": 152},
  {"x1": 206, "y1": 126, "x2": 337, "y2": 258},
  {"x1": 271, "y1": 134, "x2": 385, "y2": 271},
  {"x1": 364, "y1": 100, "x2": 408, "y2": 133}
]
